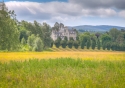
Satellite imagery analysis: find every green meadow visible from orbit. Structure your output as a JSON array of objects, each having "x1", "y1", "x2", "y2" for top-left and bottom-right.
[{"x1": 0, "y1": 58, "x2": 125, "y2": 88}]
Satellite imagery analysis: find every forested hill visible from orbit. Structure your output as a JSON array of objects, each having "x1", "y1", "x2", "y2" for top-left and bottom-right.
[{"x1": 69, "y1": 25, "x2": 125, "y2": 32}]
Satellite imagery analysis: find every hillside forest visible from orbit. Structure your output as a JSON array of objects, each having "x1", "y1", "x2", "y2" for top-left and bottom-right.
[{"x1": 0, "y1": 2, "x2": 125, "y2": 51}]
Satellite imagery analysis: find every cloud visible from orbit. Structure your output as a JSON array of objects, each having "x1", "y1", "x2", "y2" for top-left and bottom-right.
[
  {"x1": 69, "y1": 0, "x2": 125, "y2": 10},
  {"x1": 119, "y1": 10, "x2": 125, "y2": 18},
  {"x1": 5, "y1": 1, "x2": 117, "y2": 19},
  {"x1": 4, "y1": 0, "x2": 124, "y2": 26},
  {"x1": 81, "y1": 8, "x2": 116, "y2": 17}
]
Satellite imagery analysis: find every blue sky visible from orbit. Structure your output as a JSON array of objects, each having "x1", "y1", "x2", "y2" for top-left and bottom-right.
[{"x1": 4, "y1": 0, "x2": 125, "y2": 27}]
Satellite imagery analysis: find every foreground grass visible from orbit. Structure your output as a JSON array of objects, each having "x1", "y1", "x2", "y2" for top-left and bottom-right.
[{"x1": 0, "y1": 58, "x2": 125, "y2": 88}]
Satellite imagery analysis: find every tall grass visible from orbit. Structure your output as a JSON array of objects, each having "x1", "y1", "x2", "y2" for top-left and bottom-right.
[
  {"x1": 0, "y1": 52, "x2": 125, "y2": 63},
  {"x1": 0, "y1": 58, "x2": 125, "y2": 88}
]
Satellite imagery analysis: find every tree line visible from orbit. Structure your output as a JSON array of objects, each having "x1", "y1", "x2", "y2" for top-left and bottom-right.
[{"x1": 52, "y1": 28, "x2": 125, "y2": 51}]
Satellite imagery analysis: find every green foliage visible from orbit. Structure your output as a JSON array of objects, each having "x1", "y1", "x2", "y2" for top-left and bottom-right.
[
  {"x1": 80, "y1": 33, "x2": 91, "y2": 49},
  {"x1": 0, "y1": 3, "x2": 19, "y2": 51},
  {"x1": 101, "y1": 34, "x2": 111, "y2": 50},
  {"x1": 80, "y1": 34, "x2": 87, "y2": 49},
  {"x1": 76, "y1": 36, "x2": 79, "y2": 41},
  {"x1": 19, "y1": 27, "x2": 30, "y2": 41},
  {"x1": 61, "y1": 40, "x2": 67, "y2": 48},
  {"x1": 73, "y1": 41, "x2": 79, "y2": 49},
  {"x1": 54, "y1": 37, "x2": 61, "y2": 48},
  {"x1": 18, "y1": 21, "x2": 52, "y2": 50},
  {"x1": 54, "y1": 40, "x2": 60, "y2": 48},
  {"x1": 27, "y1": 34, "x2": 43, "y2": 51},
  {"x1": 86, "y1": 38, "x2": 91, "y2": 49},
  {"x1": 102, "y1": 42, "x2": 106, "y2": 50},
  {"x1": 97, "y1": 39, "x2": 101, "y2": 50},
  {"x1": 111, "y1": 42, "x2": 117, "y2": 51},
  {"x1": 50, "y1": 41, "x2": 54, "y2": 48},
  {"x1": 64, "y1": 36, "x2": 68, "y2": 41},
  {"x1": 33, "y1": 37, "x2": 44, "y2": 51},
  {"x1": 106, "y1": 42, "x2": 111, "y2": 50},
  {"x1": 109, "y1": 28, "x2": 120, "y2": 42},
  {"x1": 91, "y1": 39, "x2": 96, "y2": 50},
  {"x1": 101, "y1": 34, "x2": 111, "y2": 44},
  {"x1": 42, "y1": 22, "x2": 52, "y2": 49},
  {"x1": 27, "y1": 34, "x2": 36, "y2": 48},
  {"x1": 20, "y1": 44, "x2": 30, "y2": 51},
  {"x1": 67, "y1": 40, "x2": 73, "y2": 48},
  {"x1": 21, "y1": 37, "x2": 26, "y2": 45}
]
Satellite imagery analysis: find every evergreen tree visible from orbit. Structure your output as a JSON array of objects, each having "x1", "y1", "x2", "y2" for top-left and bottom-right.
[
  {"x1": 91, "y1": 39, "x2": 96, "y2": 50},
  {"x1": 54, "y1": 37, "x2": 61, "y2": 48},
  {"x1": 86, "y1": 39, "x2": 91, "y2": 49},
  {"x1": 67, "y1": 40, "x2": 73, "y2": 48},
  {"x1": 64, "y1": 36, "x2": 68, "y2": 41},
  {"x1": 61, "y1": 40, "x2": 67, "y2": 48},
  {"x1": 54, "y1": 40, "x2": 60, "y2": 48},
  {"x1": 73, "y1": 41, "x2": 79, "y2": 49},
  {"x1": 97, "y1": 39, "x2": 101, "y2": 50},
  {"x1": 80, "y1": 34, "x2": 88, "y2": 49}
]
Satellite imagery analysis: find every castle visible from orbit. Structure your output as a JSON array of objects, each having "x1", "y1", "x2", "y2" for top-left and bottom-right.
[{"x1": 51, "y1": 23, "x2": 77, "y2": 41}]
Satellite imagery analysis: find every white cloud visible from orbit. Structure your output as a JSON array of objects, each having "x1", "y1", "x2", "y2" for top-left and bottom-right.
[
  {"x1": 119, "y1": 10, "x2": 125, "y2": 18},
  {"x1": 81, "y1": 8, "x2": 116, "y2": 17}
]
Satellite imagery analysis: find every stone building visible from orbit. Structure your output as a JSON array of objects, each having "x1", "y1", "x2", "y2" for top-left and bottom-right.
[{"x1": 51, "y1": 23, "x2": 77, "y2": 41}]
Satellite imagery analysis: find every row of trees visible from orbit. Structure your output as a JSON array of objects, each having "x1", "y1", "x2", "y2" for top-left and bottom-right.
[
  {"x1": 53, "y1": 28, "x2": 125, "y2": 51},
  {"x1": 52, "y1": 37, "x2": 79, "y2": 49}
]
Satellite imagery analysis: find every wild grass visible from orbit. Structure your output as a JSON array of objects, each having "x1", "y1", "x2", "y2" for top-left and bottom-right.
[
  {"x1": 0, "y1": 58, "x2": 125, "y2": 88},
  {"x1": 0, "y1": 51, "x2": 125, "y2": 87},
  {"x1": 0, "y1": 51, "x2": 125, "y2": 63}
]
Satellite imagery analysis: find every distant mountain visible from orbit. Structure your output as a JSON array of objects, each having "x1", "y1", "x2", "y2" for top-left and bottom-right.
[{"x1": 68, "y1": 25, "x2": 125, "y2": 32}]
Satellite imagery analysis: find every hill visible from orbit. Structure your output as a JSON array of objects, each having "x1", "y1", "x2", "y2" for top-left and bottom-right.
[{"x1": 69, "y1": 25, "x2": 125, "y2": 32}]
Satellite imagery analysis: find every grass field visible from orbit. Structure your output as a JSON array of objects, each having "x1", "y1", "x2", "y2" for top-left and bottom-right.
[
  {"x1": 0, "y1": 58, "x2": 125, "y2": 88},
  {"x1": 0, "y1": 51, "x2": 125, "y2": 63},
  {"x1": 0, "y1": 50, "x2": 125, "y2": 87}
]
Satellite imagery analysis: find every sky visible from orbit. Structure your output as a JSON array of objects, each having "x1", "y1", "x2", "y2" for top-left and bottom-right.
[{"x1": 3, "y1": 0, "x2": 125, "y2": 27}]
